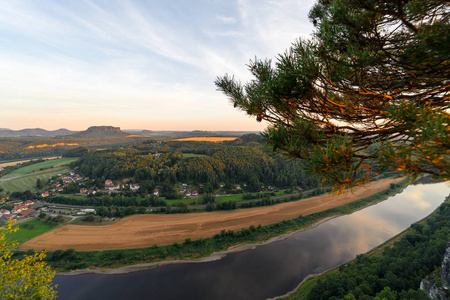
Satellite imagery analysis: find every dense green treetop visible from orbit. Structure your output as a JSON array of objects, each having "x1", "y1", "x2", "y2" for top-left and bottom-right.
[
  {"x1": 216, "y1": 0, "x2": 449, "y2": 191},
  {"x1": 73, "y1": 141, "x2": 321, "y2": 193}
]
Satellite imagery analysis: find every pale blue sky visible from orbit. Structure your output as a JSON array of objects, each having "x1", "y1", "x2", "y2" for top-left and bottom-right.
[{"x1": 0, "y1": 0, "x2": 315, "y2": 131}]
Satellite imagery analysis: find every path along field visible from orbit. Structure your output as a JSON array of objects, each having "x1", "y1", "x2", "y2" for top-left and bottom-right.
[{"x1": 21, "y1": 177, "x2": 403, "y2": 251}]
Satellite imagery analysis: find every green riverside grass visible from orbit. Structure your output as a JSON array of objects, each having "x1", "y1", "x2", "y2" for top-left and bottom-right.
[
  {"x1": 25, "y1": 178, "x2": 409, "y2": 272},
  {"x1": 7, "y1": 219, "x2": 59, "y2": 245}
]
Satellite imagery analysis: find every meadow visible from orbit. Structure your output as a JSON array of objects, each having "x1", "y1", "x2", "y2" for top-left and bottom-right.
[
  {"x1": 6, "y1": 218, "x2": 59, "y2": 245},
  {"x1": 0, "y1": 157, "x2": 77, "y2": 192}
]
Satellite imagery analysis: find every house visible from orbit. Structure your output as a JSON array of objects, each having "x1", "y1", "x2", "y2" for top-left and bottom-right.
[
  {"x1": 19, "y1": 208, "x2": 35, "y2": 218},
  {"x1": 130, "y1": 184, "x2": 140, "y2": 192},
  {"x1": 19, "y1": 205, "x2": 28, "y2": 211},
  {"x1": 25, "y1": 200, "x2": 34, "y2": 206},
  {"x1": 219, "y1": 184, "x2": 225, "y2": 188},
  {"x1": 153, "y1": 189, "x2": 159, "y2": 196},
  {"x1": 41, "y1": 192, "x2": 49, "y2": 198},
  {"x1": 57, "y1": 187, "x2": 64, "y2": 192},
  {"x1": 80, "y1": 188, "x2": 88, "y2": 193},
  {"x1": 105, "y1": 179, "x2": 117, "y2": 191},
  {"x1": 185, "y1": 191, "x2": 191, "y2": 197},
  {"x1": 296, "y1": 186, "x2": 303, "y2": 191},
  {"x1": 75, "y1": 174, "x2": 83, "y2": 180},
  {"x1": 0, "y1": 209, "x2": 10, "y2": 216},
  {"x1": 235, "y1": 184, "x2": 241, "y2": 190},
  {"x1": 192, "y1": 191, "x2": 198, "y2": 197},
  {"x1": 1, "y1": 214, "x2": 15, "y2": 221},
  {"x1": 12, "y1": 206, "x2": 22, "y2": 214},
  {"x1": 0, "y1": 209, "x2": 11, "y2": 218}
]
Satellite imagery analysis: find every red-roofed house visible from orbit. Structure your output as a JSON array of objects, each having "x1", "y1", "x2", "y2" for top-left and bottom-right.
[{"x1": 19, "y1": 208, "x2": 35, "y2": 218}]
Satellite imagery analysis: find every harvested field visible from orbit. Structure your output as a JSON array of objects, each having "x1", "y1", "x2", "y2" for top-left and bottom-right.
[
  {"x1": 174, "y1": 137, "x2": 237, "y2": 142},
  {"x1": 21, "y1": 177, "x2": 403, "y2": 251}
]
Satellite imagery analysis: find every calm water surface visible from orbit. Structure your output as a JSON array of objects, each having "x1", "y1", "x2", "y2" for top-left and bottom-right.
[{"x1": 54, "y1": 182, "x2": 450, "y2": 300}]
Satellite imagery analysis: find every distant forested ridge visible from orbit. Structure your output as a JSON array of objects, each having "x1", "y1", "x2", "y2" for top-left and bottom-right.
[{"x1": 73, "y1": 139, "x2": 320, "y2": 193}]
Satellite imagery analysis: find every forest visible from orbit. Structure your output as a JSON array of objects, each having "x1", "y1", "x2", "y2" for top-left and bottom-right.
[{"x1": 71, "y1": 136, "x2": 322, "y2": 196}]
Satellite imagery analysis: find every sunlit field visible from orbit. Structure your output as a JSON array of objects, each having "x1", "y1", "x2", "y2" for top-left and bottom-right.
[{"x1": 175, "y1": 137, "x2": 238, "y2": 142}]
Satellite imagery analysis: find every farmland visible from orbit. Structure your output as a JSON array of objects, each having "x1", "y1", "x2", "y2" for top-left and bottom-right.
[
  {"x1": 20, "y1": 177, "x2": 402, "y2": 251},
  {"x1": 0, "y1": 157, "x2": 77, "y2": 192}
]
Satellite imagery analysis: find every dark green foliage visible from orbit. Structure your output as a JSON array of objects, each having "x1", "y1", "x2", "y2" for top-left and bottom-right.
[
  {"x1": 63, "y1": 146, "x2": 89, "y2": 157},
  {"x1": 45, "y1": 215, "x2": 64, "y2": 224},
  {"x1": 216, "y1": 0, "x2": 450, "y2": 191},
  {"x1": 202, "y1": 193, "x2": 215, "y2": 204},
  {"x1": 216, "y1": 201, "x2": 237, "y2": 210},
  {"x1": 205, "y1": 202, "x2": 215, "y2": 212},
  {"x1": 74, "y1": 141, "x2": 320, "y2": 191}
]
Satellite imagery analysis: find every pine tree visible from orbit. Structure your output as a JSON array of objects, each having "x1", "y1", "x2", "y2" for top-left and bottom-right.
[{"x1": 216, "y1": 0, "x2": 449, "y2": 191}]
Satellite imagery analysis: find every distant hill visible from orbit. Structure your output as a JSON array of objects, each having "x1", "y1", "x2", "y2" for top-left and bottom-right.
[
  {"x1": 0, "y1": 128, "x2": 75, "y2": 137},
  {"x1": 123, "y1": 129, "x2": 154, "y2": 136},
  {"x1": 69, "y1": 126, "x2": 129, "y2": 138}
]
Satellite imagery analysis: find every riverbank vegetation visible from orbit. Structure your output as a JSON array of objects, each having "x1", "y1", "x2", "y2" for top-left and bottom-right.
[
  {"x1": 282, "y1": 194, "x2": 450, "y2": 300},
  {"x1": 18, "y1": 178, "x2": 408, "y2": 272}
]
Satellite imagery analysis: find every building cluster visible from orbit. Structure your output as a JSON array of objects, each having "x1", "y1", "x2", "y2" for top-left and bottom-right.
[
  {"x1": 104, "y1": 179, "x2": 140, "y2": 192},
  {"x1": 0, "y1": 200, "x2": 37, "y2": 221},
  {"x1": 178, "y1": 183, "x2": 200, "y2": 198}
]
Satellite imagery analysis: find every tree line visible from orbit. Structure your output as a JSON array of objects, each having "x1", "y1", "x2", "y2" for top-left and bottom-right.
[{"x1": 72, "y1": 140, "x2": 321, "y2": 195}]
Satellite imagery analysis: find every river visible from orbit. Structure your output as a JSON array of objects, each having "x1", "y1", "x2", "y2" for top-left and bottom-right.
[{"x1": 53, "y1": 182, "x2": 450, "y2": 300}]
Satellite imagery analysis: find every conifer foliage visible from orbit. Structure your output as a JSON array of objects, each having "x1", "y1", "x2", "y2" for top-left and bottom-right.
[{"x1": 216, "y1": 0, "x2": 449, "y2": 191}]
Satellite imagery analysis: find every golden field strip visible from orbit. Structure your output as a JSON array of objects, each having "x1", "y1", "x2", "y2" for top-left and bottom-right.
[
  {"x1": 174, "y1": 137, "x2": 238, "y2": 142},
  {"x1": 21, "y1": 177, "x2": 403, "y2": 251}
]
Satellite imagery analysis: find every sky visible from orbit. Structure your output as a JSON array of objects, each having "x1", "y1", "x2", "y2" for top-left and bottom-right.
[{"x1": 0, "y1": 0, "x2": 315, "y2": 131}]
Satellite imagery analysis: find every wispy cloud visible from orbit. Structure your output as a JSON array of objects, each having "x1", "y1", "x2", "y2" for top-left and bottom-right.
[
  {"x1": 0, "y1": 0, "x2": 315, "y2": 130},
  {"x1": 216, "y1": 15, "x2": 237, "y2": 24}
]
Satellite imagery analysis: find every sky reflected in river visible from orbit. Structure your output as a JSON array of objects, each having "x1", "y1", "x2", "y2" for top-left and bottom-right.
[{"x1": 54, "y1": 182, "x2": 450, "y2": 300}]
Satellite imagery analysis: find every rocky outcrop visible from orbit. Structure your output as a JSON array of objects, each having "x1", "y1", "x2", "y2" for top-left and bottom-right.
[
  {"x1": 421, "y1": 241, "x2": 450, "y2": 300},
  {"x1": 70, "y1": 126, "x2": 128, "y2": 138}
]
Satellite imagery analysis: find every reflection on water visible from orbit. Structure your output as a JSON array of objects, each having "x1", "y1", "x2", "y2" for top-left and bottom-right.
[{"x1": 54, "y1": 182, "x2": 450, "y2": 300}]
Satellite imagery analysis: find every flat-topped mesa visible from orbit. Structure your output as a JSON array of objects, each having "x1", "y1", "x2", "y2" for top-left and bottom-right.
[
  {"x1": 86, "y1": 126, "x2": 122, "y2": 133},
  {"x1": 70, "y1": 126, "x2": 129, "y2": 138}
]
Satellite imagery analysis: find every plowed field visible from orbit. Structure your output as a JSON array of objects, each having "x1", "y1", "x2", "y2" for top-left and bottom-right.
[{"x1": 21, "y1": 177, "x2": 403, "y2": 251}]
